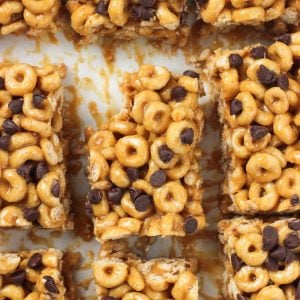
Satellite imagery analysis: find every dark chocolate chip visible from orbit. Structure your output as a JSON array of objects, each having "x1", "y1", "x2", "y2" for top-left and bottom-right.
[
  {"x1": 23, "y1": 207, "x2": 40, "y2": 223},
  {"x1": 17, "y1": 161, "x2": 36, "y2": 183},
  {"x1": 35, "y1": 162, "x2": 49, "y2": 181},
  {"x1": 88, "y1": 189, "x2": 102, "y2": 205},
  {"x1": 179, "y1": 11, "x2": 188, "y2": 26},
  {"x1": 8, "y1": 98, "x2": 23, "y2": 114},
  {"x1": 229, "y1": 54, "x2": 243, "y2": 68},
  {"x1": 270, "y1": 246, "x2": 286, "y2": 261},
  {"x1": 131, "y1": 5, "x2": 143, "y2": 18},
  {"x1": 184, "y1": 216, "x2": 198, "y2": 234},
  {"x1": 134, "y1": 194, "x2": 151, "y2": 212},
  {"x1": 0, "y1": 77, "x2": 4, "y2": 89},
  {"x1": 262, "y1": 226, "x2": 278, "y2": 251},
  {"x1": 183, "y1": 70, "x2": 199, "y2": 78},
  {"x1": 296, "y1": 280, "x2": 300, "y2": 300},
  {"x1": 10, "y1": 270, "x2": 26, "y2": 286},
  {"x1": 158, "y1": 145, "x2": 174, "y2": 163},
  {"x1": 231, "y1": 253, "x2": 243, "y2": 272},
  {"x1": 2, "y1": 119, "x2": 19, "y2": 135},
  {"x1": 257, "y1": 65, "x2": 277, "y2": 87},
  {"x1": 44, "y1": 276, "x2": 59, "y2": 294},
  {"x1": 276, "y1": 34, "x2": 291, "y2": 45},
  {"x1": 126, "y1": 167, "x2": 139, "y2": 182},
  {"x1": 129, "y1": 188, "x2": 143, "y2": 201},
  {"x1": 180, "y1": 128, "x2": 194, "y2": 145},
  {"x1": 196, "y1": 0, "x2": 207, "y2": 6},
  {"x1": 51, "y1": 180, "x2": 60, "y2": 198},
  {"x1": 96, "y1": 1, "x2": 108, "y2": 15},
  {"x1": 277, "y1": 74, "x2": 289, "y2": 90},
  {"x1": 264, "y1": 257, "x2": 278, "y2": 271},
  {"x1": 230, "y1": 99, "x2": 243, "y2": 115},
  {"x1": 0, "y1": 135, "x2": 11, "y2": 151},
  {"x1": 107, "y1": 187, "x2": 123, "y2": 205},
  {"x1": 11, "y1": 12, "x2": 23, "y2": 22},
  {"x1": 288, "y1": 219, "x2": 300, "y2": 231},
  {"x1": 140, "y1": 0, "x2": 156, "y2": 7},
  {"x1": 28, "y1": 253, "x2": 43, "y2": 269},
  {"x1": 141, "y1": 7, "x2": 155, "y2": 20},
  {"x1": 32, "y1": 92, "x2": 45, "y2": 108},
  {"x1": 250, "y1": 125, "x2": 269, "y2": 142},
  {"x1": 237, "y1": 295, "x2": 247, "y2": 300},
  {"x1": 102, "y1": 297, "x2": 118, "y2": 300},
  {"x1": 283, "y1": 232, "x2": 300, "y2": 249},
  {"x1": 291, "y1": 194, "x2": 299, "y2": 206},
  {"x1": 285, "y1": 248, "x2": 297, "y2": 263},
  {"x1": 150, "y1": 170, "x2": 166, "y2": 187},
  {"x1": 250, "y1": 46, "x2": 268, "y2": 59},
  {"x1": 171, "y1": 86, "x2": 187, "y2": 102}
]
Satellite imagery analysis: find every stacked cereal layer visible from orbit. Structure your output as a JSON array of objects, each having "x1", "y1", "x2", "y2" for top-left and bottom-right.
[
  {"x1": 87, "y1": 64, "x2": 205, "y2": 240},
  {"x1": 0, "y1": 62, "x2": 72, "y2": 229}
]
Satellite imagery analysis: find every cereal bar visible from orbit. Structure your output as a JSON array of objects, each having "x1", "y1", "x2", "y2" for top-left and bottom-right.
[
  {"x1": 0, "y1": 0, "x2": 60, "y2": 36},
  {"x1": 93, "y1": 241, "x2": 198, "y2": 299},
  {"x1": 66, "y1": 0, "x2": 190, "y2": 46},
  {"x1": 207, "y1": 32, "x2": 300, "y2": 214},
  {"x1": 0, "y1": 248, "x2": 68, "y2": 299},
  {"x1": 87, "y1": 64, "x2": 205, "y2": 240},
  {"x1": 196, "y1": 0, "x2": 300, "y2": 27},
  {"x1": 0, "y1": 62, "x2": 72, "y2": 229},
  {"x1": 219, "y1": 217, "x2": 300, "y2": 300}
]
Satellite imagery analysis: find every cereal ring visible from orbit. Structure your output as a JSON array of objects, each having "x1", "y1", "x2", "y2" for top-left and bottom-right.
[
  {"x1": 264, "y1": 87, "x2": 289, "y2": 115},
  {"x1": 275, "y1": 168, "x2": 300, "y2": 198},
  {"x1": 256, "y1": 285, "x2": 286, "y2": 300},
  {"x1": 231, "y1": 128, "x2": 251, "y2": 159},
  {"x1": 273, "y1": 113, "x2": 298, "y2": 145},
  {"x1": 22, "y1": 0, "x2": 56, "y2": 14},
  {"x1": 269, "y1": 261, "x2": 300, "y2": 285}
]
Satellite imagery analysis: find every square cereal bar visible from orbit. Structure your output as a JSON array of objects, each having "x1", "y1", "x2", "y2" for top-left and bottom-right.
[
  {"x1": 0, "y1": 62, "x2": 72, "y2": 229},
  {"x1": 87, "y1": 64, "x2": 205, "y2": 240},
  {"x1": 0, "y1": 1, "x2": 60, "y2": 36},
  {"x1": 0, "y1": 248, "x2": 69, "y2": 299},
  {"x1": 218, "y1": 217, "x2": 300, "y2": 300},
  {"x1": 207, "y1": 32, "x2": 300, "y2": 214},
  {"x1": 196, "y1": 0, "x2": 300, "y2": 27},
  {"x1": 66, "y1": 0, "x2": 190, "y2": 46},
  {"x1": 93, "y1": 241, "x2": 198, "y2": 299}
]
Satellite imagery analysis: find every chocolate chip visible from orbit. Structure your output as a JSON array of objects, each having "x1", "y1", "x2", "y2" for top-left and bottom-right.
[
  {"x1": 96, "y1": 1, "x2": 108, "y2": 15},
  {"x1": 277, "y1": 74, "x2": 289, "y2": 90},
  {"x1": 150, "y1": 170, "x2": 166, "y2": 187},
  {"x1": 2, "y1": 119, "x2": 19, "y2": 135},
  {"x1": 141, "y1": 7, "x2": 155, "y2": 19},
  {"x1": 35, "y1": 162, "x2": 49, "y2": 181},
  {"x1": 51, "y1": 180, "x2": 60, "y2": 198},
  {"x1": 140, "y1": 0, "x2": 156, "y2": 7},
  {"x1": 0, "y1": 77, "x2": 4, "y2": 89},
  {"x1": 183, "y1": 70, "x2": 199, "y2": 78},
  {"x1": 283, "y1": 232, "x2": 300, "y2": 249},
  {"x1": 262, "y1": 226, "x2": 278, "y2": 251},
  {"x1": 270, "y1": 246, "x2": 286, "y2": 261},
  {"x1": 250, "y1": 46, "x2": 268, "y2": 59},
  {"x1": 288, "y1": 219, "x2": 300, "y2": 231},
  {"x1": 129, "y1": 188, "x2": 143, "y2": 201},
  {"x1": 180, "y1": 128, "x2": 194, "y2": 145},
  {"x1": 230, "y1": 99, "x2": 243, "y2": 115},
  {"x1": 10, "y1": 270, "x2": 26, "y2": 286},
  {"x1": 134, "y1": 194, "x2": 151, "y2": 212},
  {"x1": 196, "y1": 0, "x2": 207, "y2": 6},
  {"x1": 88, "y1": 189, "x2": 102, "y2": 205},
  {"x1": 44, "y1": 276, "x2": 59, "y2": 294},
  {"x1": 179, "y1": 11, "x2": 188, "y2": 26},
  {"x1": 264, "y1": 257, "x2": 278, "y2": 271},
  {"x1": 171, "y1": 86, "x2": 187, "y2": 102},
  {"x1": 23, "y1": 207, "x2": 40, "y2": 223},
  {"x1": 102, "y1": 297, "x2": 118, "y2": 300},
  {"x1": 131, "y1": 5, "x2": 144, "y2": 18},
  {"x1": 276, "y1": 34, "x2": 291, "y2": 45},
  {"x1": 28, "y1": 253, "x2": 43, "y2": 269},
  {"x1": 8, "y1": 98, "x2": 23, "y2": 114},
  {"x1": 250, "y1": 125, "x2": 269, "y2": 142},
  {"x1": 107, "y1": 187, "x2": 123, "y2": 205},
  {"x1": 17, "y1": 161, "x2": 36, "y2": 183},
  {"x1": 285, "y1": 248, "x2": 297, "y2": 263},
  {"x1": 32, "y1": 92, "x2": 45, "y2": 108},
  {"x1": 126, "y1": 167, "x2": 139, "y2": 182},
  {"x1": 237, "y1": 295, "x2": 247, "y2": 300},
  {"x1": 11, "y1": 12, "x2": 23, "y2": 22},
  {"x1": 296, "y1": 280, "x2": 300, "y2": 300},
  {"x1": 229, "y1": 54, "x2": 243, "y2": 68},
  {"x1": 231, "y1": 253, "x2": 243, "y2": 272},
  {"x1": 257, "y1": 65, "x2": 277, "y2": 87},
  {"x1": 158, "y1": 145, "x2": 174, "y2": 163},
  {"x1": 184, "y1": 216, "x2": 198, "y2": 234},
  {"x1": 291, "y1": 194, "x2": 300, "y2": 206},
  {"x1": 0, "y1": 135, "x2": 11, "y2": 151}
]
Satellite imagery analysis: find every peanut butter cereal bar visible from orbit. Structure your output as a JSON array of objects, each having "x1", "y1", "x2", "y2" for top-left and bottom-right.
[
  {"x1": 87, "y1": 64, "x2": 205, "y2": 240},
  {"x1": 0, "y1": 62, "x2": 72, "y2": 229},
  {"x1": 93, "y1": 241, "x2": 198, "y2": 299},
  {"x1": 196, "y1": 0, "x2": 300, "y2": 28},
  {"x1": 66, "y1": 0, "x2": 190, "y2": 46},
  {"x1": 219, "y1": 217, "x2": 300, "y2": 300},
  {"x1": 0, "y1": 0, "x2": 60, "y2": 36},
  {"x1": 0, "y1": 248, "x2": 68, "y2": 299},
  {"x1": 207, "y1": 32, "x2": 300, "y2": 214}
]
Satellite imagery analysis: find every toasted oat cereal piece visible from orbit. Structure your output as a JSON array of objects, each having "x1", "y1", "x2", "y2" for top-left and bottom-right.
[
  {"x1": 196, "y1": 0, "x2": 300, "y2": 28},
  {"x1": 207, "y1": 31, "x2": 300, "y2": 215},
  {"x1": 93, "y1": 241, "x2": 198, "y2": 299},
  {"x1": 66, "y1": 0, "x2": 190, "y2": 46},
  {"x1": 86, "y1": 64, "x2": 205, "y2": 240},
  {"x1": 0, "y1": 62, "x2": 72, "y2": 229},
  {"x1": 219, "y1": 217, "x2": 300, "y2": 300},
  {"x1": 0, "y1": 248, "x2": 70, "y2": 299},
  {"x1": 0, "y1": 0, "x2": 60, "y2": 36}
]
